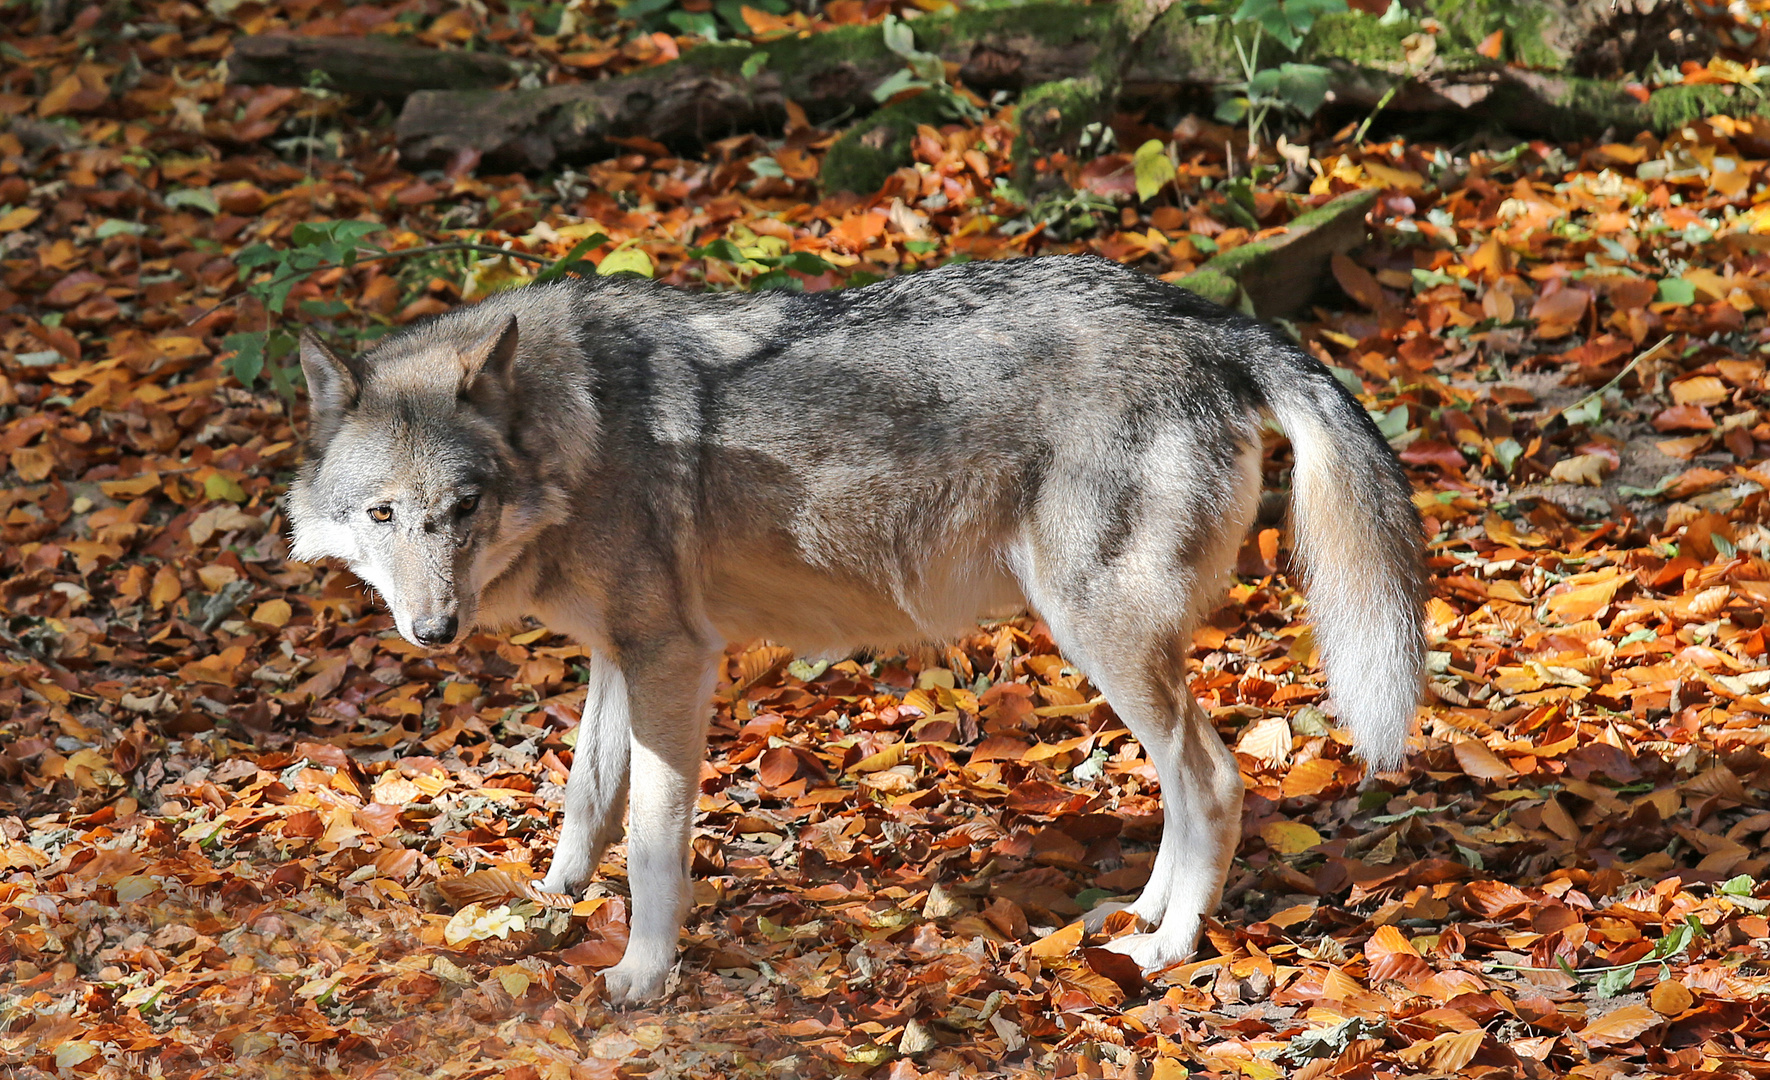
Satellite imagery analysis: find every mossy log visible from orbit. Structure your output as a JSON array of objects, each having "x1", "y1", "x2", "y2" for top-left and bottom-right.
[
  {"x1": 395, "y1": 6, "x2": 1110, "y2": 173},
  {"x1": 228, "y1": 35, "x2": 523, "y2": 99},
  {"x1": 365, "y1": 0, "x2": 1766, "y2": 179},
  {"x1": 1176, "y1": 189, "x2": 1377, "y2": 319}
]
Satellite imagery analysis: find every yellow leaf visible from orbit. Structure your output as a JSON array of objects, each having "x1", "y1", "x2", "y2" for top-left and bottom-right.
[
  {"x1": 371, "y1": 775, "x2": 422, "y2": 804},
  {"x1": 1236, "y1": 715, "x2": 1292, "y2": 767},
  {"x1": 1671, "y1": 375, "x2": 1728, "y2": 406},
  {"x1": 116, "y1": 875, "x2": 160, "y2": 903},
  {"x1": 1261, "y1": 820, "x2": 1323, "y2": 855},
  {"x1": 251, "y1": 599, "x2": 292, "y2": 628},
  {"x1": 597, "y1": 246, "x2": 653, "y2": 278},
  {"x1": 100, "y1": 472, "x2": 161, "y2": 498},
  {"x1": 1549, "y1": 453, "x2": 1609, "y2": 486},
  {"x1": 1545, "y1": 575, "x2": 1624, "y2": 622},
  {"x1": 149, "y1": 565, "x2": 183, "y2": 610},
  {"x1": 1134, "y1": 139, "x2": 1176, "y2": 202},
  {"x1": 849, "y1": 741, "x2": 907, "y2": 774},
  {"x1": 55, "y1": 1042, "x2": 98, "y2": 1067},
  {"x1": 1281, "y1": 758, "x2": 1342, "y2": 798},
  {"x1": 196, "y1": 564, "x2": 238, "y2": 592},
  {"x1": 0, "y1": 206, "x2": 40, "y2": 233},
  {"x1": 442, "y1": 681, "x2": 481, "y2": 705},
  {"x1": 9, "y1": 446, "x2": 54, "y2": 482},
  {"x1": 444, "y1": 902, "x2": 527, "y2": 946},
  {"x1": 498, "y1": 968, "x2": 531, "y2": 998},
  {"x1": 1430, "y1": 1029, "x2": 1485, "y2": 1072},
  {"x1": 1152, "y1": 1058, "x2": 1190, "y2": 1080},
  {"x1": 1682, "y1": 268, "x2": 1729, "y2": 303},
  {"x1": 203, "y1": 472, "x2": 247, "y2": 502},
  {"x1": 1362, "y1": 159, "x2": 1425, "y2": 191},
  {"x1": 1028, "y1": 920, "x2": 1083, "y2": 959}
]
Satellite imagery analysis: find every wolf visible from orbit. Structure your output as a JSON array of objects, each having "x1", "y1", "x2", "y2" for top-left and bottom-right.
[{"x1": 286, "y1": 255, "x2": 1426, "y2": 1004}]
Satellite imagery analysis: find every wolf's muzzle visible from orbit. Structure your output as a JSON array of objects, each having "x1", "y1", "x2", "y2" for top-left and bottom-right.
[{"x1": 413, "y1": 614, "x2": 458, "y2": 646}]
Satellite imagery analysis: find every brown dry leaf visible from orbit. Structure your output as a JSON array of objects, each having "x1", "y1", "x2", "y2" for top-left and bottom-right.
[
  {"x1": 1649, "y1": 981, "x2": 1694, "y2": 1016},
  {"x1": 1453, "y1": 737, "x2": 1517, "y2": 780},
  {"x1": 1581, "y1": 1004, "x2": 1661, "y2": 1047}
]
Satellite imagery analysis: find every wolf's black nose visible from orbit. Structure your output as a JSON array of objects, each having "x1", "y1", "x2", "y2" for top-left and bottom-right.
[{"x1": 413, "y1": 615, "x2": 458, "y2": 645}]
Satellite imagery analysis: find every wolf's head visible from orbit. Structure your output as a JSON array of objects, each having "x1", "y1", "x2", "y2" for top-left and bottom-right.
[{"x1": 285, "y1": 314, "x2": 549, "y2": 648}]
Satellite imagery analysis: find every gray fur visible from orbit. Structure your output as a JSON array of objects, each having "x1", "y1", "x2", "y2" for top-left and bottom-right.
[{"x1": 287, "y1": 255, "x2": 1426, "y2": 1002}]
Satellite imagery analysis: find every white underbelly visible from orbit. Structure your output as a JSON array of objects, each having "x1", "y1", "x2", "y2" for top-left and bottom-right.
[{"x1": 704, "y1": 547, "x2": 1025, "y2": 653}]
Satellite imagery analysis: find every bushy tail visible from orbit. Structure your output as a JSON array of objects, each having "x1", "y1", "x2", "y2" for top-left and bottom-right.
[{"x1": 1260, "y1": 350, "x2": 1427, "y2": 770}]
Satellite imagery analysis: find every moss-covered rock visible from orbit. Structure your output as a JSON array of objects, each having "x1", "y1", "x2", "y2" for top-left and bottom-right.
[
  {"x1": 821, "y1": 93, "x2": 955, "y2": 194},
  {"x1": 1010, "y1": 76, "x2": 1107, "y2": 179}
]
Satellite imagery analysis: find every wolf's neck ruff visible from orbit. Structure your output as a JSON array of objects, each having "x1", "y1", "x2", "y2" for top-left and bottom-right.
[{"x1": 286, "y1": 255, "x2": 1426, "y2": 1003}]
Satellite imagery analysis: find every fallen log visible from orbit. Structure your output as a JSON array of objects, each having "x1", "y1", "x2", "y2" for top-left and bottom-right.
[
  {"x1": 1176, "y1": 189, "x2": 1377, "y2": 320},
  {"x1": 221, "y1": 1, "x2": 1768, "y2": 181},
  {"x1": 228, "y1": 34, "x2": 523, "y2": 99},
  {"x1": 395, "y1": 7, "x2": 1112, "y2": 174}
]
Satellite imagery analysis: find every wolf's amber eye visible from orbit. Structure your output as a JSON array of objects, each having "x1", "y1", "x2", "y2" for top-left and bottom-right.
[
  {"x1": 456, "y1": 495, "x2": 479, "y2": 516},
  {"x1": 368, "y1": 505, "x2": 393, "y2": 523}
]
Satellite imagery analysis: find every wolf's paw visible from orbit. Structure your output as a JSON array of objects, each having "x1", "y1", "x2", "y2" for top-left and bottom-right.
[
  {"x1": 600, "y1": 956, "x2": 670, "y2": 1006},
  {"x1": 537, "y1": 853, "x2": 598, "y2": 897},
  {"x1": 1099, "y1": 931, "x2": 1194, "y2": 976},
  {"x1": 536, "y1": 869, "x2": 582, "y2": 896}
]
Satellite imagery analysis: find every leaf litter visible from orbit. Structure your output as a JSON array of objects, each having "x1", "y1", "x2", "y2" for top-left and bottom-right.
[{"x1": 3, "y1": 2, "x2": 1770, "y2": 1079}]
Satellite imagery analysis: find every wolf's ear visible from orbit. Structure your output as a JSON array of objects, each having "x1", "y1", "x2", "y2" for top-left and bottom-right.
[
  {"x1": 300, "y1": 331, "x2": 365, "y2": 417},
  {"x1": 457, "y1": 315, "x2": 519, "y2": 399}
]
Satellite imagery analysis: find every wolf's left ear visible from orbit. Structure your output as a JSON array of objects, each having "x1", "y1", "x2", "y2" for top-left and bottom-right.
[
  {"x1": 300, "y1": 331, "x2": 366, "y2": 417},
  {"x1": 458, "y1": 315, "x2": 519, "y2": 399}
]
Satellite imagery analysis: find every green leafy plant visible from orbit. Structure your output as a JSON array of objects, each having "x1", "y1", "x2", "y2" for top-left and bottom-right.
[
  {"x1": 617, "y1": 0, "x2": 793, "y2": 42},
  {"x1": 219, "y1": 224, "x2": 591, "y2": 398},
  {"x1": 871, "y1": 14, "x2": 983, "y2": 122},
  {"x1": 1214, "y1": 0, "x2": 1345, "y2": 155},
  {"x1": 690, "y1": 236, "x2": 836, "y2": 291},
  {"x1": 225, "y1": 220, "x2": 386, "y2": 399},
  {"x1": 218, "y1": 222, "x2": 839, "y2": 397}
]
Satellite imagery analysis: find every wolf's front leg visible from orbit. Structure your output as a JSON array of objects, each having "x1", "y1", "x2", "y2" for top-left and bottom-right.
[
  {"x1": 539, "y1": 652, "x2": 631, "y2": 895},
  {"x1": 598, "y1": 645, "x2": 721, "y2": 1005}
]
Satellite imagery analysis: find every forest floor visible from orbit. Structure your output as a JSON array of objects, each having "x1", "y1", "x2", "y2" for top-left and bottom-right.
[{"x1": 4, "y1": 2, "x2": 1770, "y2": 1079}]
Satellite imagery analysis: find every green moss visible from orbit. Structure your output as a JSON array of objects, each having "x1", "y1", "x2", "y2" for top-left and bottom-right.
[
  {"x1": 1010, "y1": 75, "x2": 1106, "y2": 177},
  {"x1": 1177, "y1": 190, "x2": 1376, "y2": 315},
  {"x1": 1301, "y1": 11, "x2": 1412, "y2": 69},
  {"x1": 1173, "y1": 266, "x2": 1241, "y2": 309},
  {"x1": 1139, "y1": 12, "x2": 1246, "y2": 82},
  {"x1": 928, "y1": 1, "x2": 1114, "y2": 52},
  {"x1": 678, "y1": 40, "x2": 763, "y2": 73},
  {"x1": 1644, "y1": 84, "x2": 1770, "y2": 130},
  {"x1": 761, "y1": 22, "x2": 897, "y2": 78},
  {"x1": 820, "y1": 93, "x2": 952, "y2": 194},
  {"x1": 1502, "y1": 5, "x2": 1563, "y2": 70}
]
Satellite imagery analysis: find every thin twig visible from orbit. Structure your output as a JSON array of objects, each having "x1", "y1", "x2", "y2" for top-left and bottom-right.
[
  {"x1": 1353, "y1": 82, "x2": 1402, "y2": 147},
  {"x1": 183, "y1": 242, "x2": 560, "y2": 328},
  {"x1": 1559, "y1": 333, "x2": 1675, "y2": 423}
]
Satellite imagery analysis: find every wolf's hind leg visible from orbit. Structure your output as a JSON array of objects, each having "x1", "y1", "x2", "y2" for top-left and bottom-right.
[
  {"x1": 599, "y1": 643, "x2": 721, "y2": 1006},
  {"x1": 540, "y1": 652, "x2": 631, "y2": 895},
  {"x1": 1098, "y1": 692, "x2": 1243, "y2": 973},
  {"x1": 1019, "y1": 441, "x2": 1257, "y2": 973},
  {"x1": 1044, "y1": 625, "x2": 1243, "y2": 972}
]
